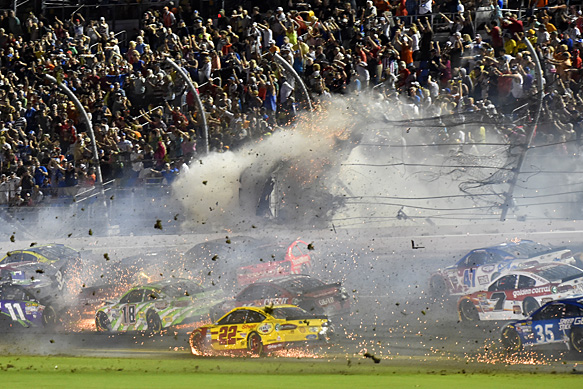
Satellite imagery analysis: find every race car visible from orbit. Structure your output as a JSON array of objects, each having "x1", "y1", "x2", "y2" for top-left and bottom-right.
[
  {"x1": 0, "y1": 244, "x2": 83, "y2": 294},
  {"x1": 95, "y1": 279, "x2": 223, "y2": 333},
  {"x1": 500, "y1": 297, "x2": 583, "y2": 353},
  {"x1": 209, "y1": 274, "x2": 350, "y2": 321},
  {"x1": 0, "y1": 282, "x2": 57, "y2": 330},
  {"x1": 429, "y1": 240, "x2": 579, "y2": 297},
  {"x1": 184, "y1": 236, "x2": 313, "y2": 289},
  {"x1": 457, "y1": 263, "x2": 583, "y2": 321},
  {"x1": 189, "y1": 305, "x2": 331, "y2": 355}
]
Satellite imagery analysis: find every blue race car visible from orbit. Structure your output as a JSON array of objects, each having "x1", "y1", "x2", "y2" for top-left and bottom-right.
[
  {"x1": 500, "y1": 296, "x2": 583, "y2": 353},
  {"x1": 0, "y1": 282, "x2": 57, "y2": 330}
]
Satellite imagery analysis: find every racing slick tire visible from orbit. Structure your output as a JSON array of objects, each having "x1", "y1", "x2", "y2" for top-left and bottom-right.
[
  {"x1": 146, "y1": 310, "x2": 162, "y2": 333},
  {"x1": 458, "y1": 299, "x2": 479, "y2": 322},
  {"x1": 429, "y1": 275, "x2": 447, "y2": 298},
  {"x1": 189, "y1": 331, "x2": 207, "y2": 355},
  {"x1": 500, "y1": 326, "x2": 522, "y2": 352},
  {"x1": 42, "y1": 305, "x2": 58, "y2": 329},
  {"x1": 247, "y1": 332, "x2": 264, "y2": 356},
  {"x1": 522, "y1": 298, "x2": 540, "y2": 316},
  {"x1": 570, "y1": 327, "x2": 583, "y2": 353},
  {"x1": 95, "y1": 311, "x2": 112, "y2": 332}
]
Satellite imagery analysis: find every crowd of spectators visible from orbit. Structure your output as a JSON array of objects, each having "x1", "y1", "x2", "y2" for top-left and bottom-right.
[{"x1": 0, "y1": 0, "x2": 582, "y2": 206}]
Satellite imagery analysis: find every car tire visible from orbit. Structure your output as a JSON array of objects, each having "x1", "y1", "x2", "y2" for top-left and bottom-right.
[
  {"x1": 522, "y1": 298, "x2": 540, "y2": 316},
  {"x1": 570, "y1": 327, "x2": 583, "y2": 353},
  {"x1": 95, "y1": 311, "x2": 112, "y2": 332},
  {"x1": 189, "y1": 331, "x2": 206, "y2": 355},
  {"x1": 42, "y1": 305, "x2": 58, "y2": 329},
  {"x1": 429, "y1": 275, "x2": 447, "y2": 298},
  {"x1": 247, "y1": 332, "x2": 264, "y2": 356},
  {"x1": 501, "y1": 326, "x2": 522, "y2": 352},
  {"x1": 146, "y1": 310, "x2": 162, "y2": 333},
  {"x1": 458, "y1": 299, "x2": 479, "y2": 322}
]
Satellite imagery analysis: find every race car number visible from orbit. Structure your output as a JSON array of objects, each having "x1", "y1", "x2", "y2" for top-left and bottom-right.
[
  {"x1": 463, "y1": 269, "x2": 476, "y2": 288},
  {"x1": 55, "y1": 270, "x2": 65, "y2": 291},
  {"x1": 5, "y1": 302, "x2": 26, "y2": 321},
  {"x1": 122, "y1": 305, "x2": 136, "y2": 324},
  {"x1": 218, "y1": 325, "x2": 237, "y2": 345},
  {"x1": 534, "y1": 324, "x2": 554, "y2": 343}
]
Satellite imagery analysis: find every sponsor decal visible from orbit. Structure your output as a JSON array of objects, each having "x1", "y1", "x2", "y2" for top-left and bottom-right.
[
  {"x1": 306, "y1": 334, "x2": 317, "y2": 340},
  {"x1": 275, "y1": 324, "x2": 280, "y2": 331},
  {"x1": 551, "y1": 286, "x2": 558, "y2": 294},
  {"x1": 263, "y1": 297, "x2": 288, "y2": 305},
  {"x1": 258, "y1": 323, "x2": 273, "y2": 335},
  {"x1": 318, "y1": 297, "x2": 334, "y2": 306},
  {"x1": 512, "y1": 286, "x2": 551, "y2": 299},
  {"x1": 277, "y1": 336, "x2": 281, "y2": 341},
  {"x1": 559, "y1": 318, "x2": 575, "y2": 331},
  {"x1": 481, "y1": 265, "x2": 495, "y2": 273},
  {"x1": 478, "y1": 275, "x2": 489, "y2": 285},
  {"x1": 239, "y1": 332, "x2": 247, "y2": 338},
  {"x1": 241, "y1": 324, "x2": 257, "y2": 330},
  {"x1": 266, "y1": 343, "x2": 281, "y2": 350},
  {"x1": 299, "y1": 327, "x2": 306, "y2": 333}
]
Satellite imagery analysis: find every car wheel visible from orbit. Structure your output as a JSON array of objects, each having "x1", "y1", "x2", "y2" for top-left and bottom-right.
[
  {"x1": 42, "y1": 305, "x2": 58, "y2": 329},
  {"x1": 146, "y1": 310, "x2": 162, "y2": 333},
  {"x1": 458, "y1": 299, "x2": 479, "y2": 322},
  {"x1": 95, "y1": 311, "x2": 112, "y2": 332},
  {"x1": 501, "y1": 326, "x2": 522, "y2": 352},
  {"x1": 189, "y1": 331, "x2": 206, "y2": 355},
  {"x1": 429, "y1": 275, "x2": 447, "y2": 298},
  {"x1": 247, "y1": 332, "x2": 264, "y2": 355},
  {"x1": 571, "y1": 327, "x2": 583, "y2": 353},
  {"x1": 522, "y1": 298, "x2": 540, "y2": 316}
]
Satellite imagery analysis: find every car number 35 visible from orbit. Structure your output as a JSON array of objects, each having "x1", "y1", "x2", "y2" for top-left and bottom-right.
[{"x1": 534, "y1": 324, "x2": 555, "y2": 343}]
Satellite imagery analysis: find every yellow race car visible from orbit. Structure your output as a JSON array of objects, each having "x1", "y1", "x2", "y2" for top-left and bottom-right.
[{"x1": 188, "y1": 305, "x2": 332, "y2": 355}]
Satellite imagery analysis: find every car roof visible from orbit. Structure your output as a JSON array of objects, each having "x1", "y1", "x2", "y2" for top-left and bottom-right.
[{"x1": 228, "y1": 304, "x2": 299, "y2": 314}]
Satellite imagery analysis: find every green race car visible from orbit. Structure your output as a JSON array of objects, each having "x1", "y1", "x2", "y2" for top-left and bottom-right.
[{"x1": 95, "y1": 279, "x2": 222, "y2": 333}]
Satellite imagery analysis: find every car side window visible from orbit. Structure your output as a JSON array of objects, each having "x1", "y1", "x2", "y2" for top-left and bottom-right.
[
  {"x1": 245, "y1": 311, "x2": 266, "y2": 323},
  {"x1": 146, "y1": 291, "x2": 160, "y2": 301},
  {"x1": 464, "y1": 251, "x2": 487, "y2": 267},
  {"x1": 488, "y1": 275, "x2": 517, "y2": 292},
  {"x1": 3, "y1": 252, "x2": 23, "y2": 263},
  {"x1": 564, "y1": 304, "x2": 583, "y2": 318},
  {"x1": 517, "y1": 276, "x2": 536, "y2": 289},
  {"x1": 219, "y1": 310, "x2": 248, "y2": 325},
  {"x1": 533, "y1": 304, "x2": 564, "y2": 320},
  {"x1": 21, "y1": 253, "x2": 38, "y2": 263},
  {"x1": 120, "y1": 289, "x2": 144, "y2": 304}
]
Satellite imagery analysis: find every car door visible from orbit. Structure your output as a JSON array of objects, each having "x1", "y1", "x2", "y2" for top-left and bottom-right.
[
  {"x1": 213, "y1": 310, "x2": 249, "y2": 350},
  {"x1": 0, "y1": 285, "x2": 30, "y2": 324},
  {"x1": 481, "y1": 275, "x2": 518, "y2": 313},
  {"x1": 116, "y1": 288, "x2": 146, "y2": 330}
]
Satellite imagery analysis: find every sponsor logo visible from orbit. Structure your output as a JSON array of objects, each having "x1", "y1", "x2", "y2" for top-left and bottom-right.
[
  {"x1": 512, "y1": 286, "x2": 551, "y2": 299},
  {"x1": 299, "y1": 327, "x2": 306, "y2": 333},
  {"x1": 482, "y1": 265, "x2": 495, "y2": 273},
  {"x1": 318, "y1": 297, "x2": 334, "y2": 306},
  {"x1": 275, "y1": 324, "x2": 280, "y2": 331},
  {"x1": 258, "y1": 323, "x2": 273, "y2": 335},
  {"x1": 306, "y1": 334, "x2": 317, "y2": 340},
  {"x1": 241, "y1": 324, "x2": 257, "y2": 330},
  {"x1": 559, "y1": 318, "x2": 575, "y2": 331},
  {"x1": 263, "y1": 297, "x2": 288, "y2": 305},
  {"x1": 239, "y1": 332, "x2": 247, "y2": 338},
  {"x1": 478, "y1": 275, "x2": 489, "y2": 285}
]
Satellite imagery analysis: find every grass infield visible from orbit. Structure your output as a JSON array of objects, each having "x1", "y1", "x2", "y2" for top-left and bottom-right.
[{"x1": 0, "y1": 355, "x2": 580, "y2": 388}]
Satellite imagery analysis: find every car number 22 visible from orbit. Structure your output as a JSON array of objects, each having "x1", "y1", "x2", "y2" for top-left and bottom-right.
[
  {"x1": 218, "y1": 325, "x2": 238, "y2": 345},
  {"x1": 534, "y1": 324, "x2": 555, "y2": 343}
]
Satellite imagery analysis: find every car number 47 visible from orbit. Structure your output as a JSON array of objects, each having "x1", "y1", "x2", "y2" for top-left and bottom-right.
[{"x1": 534, "y1": 324, "x2": 555, "y2": 343}]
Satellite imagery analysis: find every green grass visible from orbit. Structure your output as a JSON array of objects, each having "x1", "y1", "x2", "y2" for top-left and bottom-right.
[{"x1": 0, "y1": 355, "x2": 580, "y2": 388}]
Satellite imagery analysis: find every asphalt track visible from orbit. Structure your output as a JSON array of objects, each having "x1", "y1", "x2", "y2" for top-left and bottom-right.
[{"x1": 2, "y1": 223, "x2": 583, "y2": 371}]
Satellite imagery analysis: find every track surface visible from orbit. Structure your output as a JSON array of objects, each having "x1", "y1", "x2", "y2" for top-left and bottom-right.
[{"x1": 1, "y1": 226, "x2": 583, "y2": 368}]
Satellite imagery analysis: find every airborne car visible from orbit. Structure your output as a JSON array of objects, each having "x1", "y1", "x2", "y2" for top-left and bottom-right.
[
  {"x1": 210, "y1": 274, "x2": 350, "y2": 321},
  {"x1": 95, "y1": 279, "x2": 223, "y2": 333},
  {"x1": 500, "y1": 297, "x2": 583, "y2": 353},
  {"x1": 429, "y1": 240, "x2": 579, "y2": 297},
  {"x1": 458, "y1": 263, "x2": 583, "y2": 321},
  {"x1": 189, "y1": 305, "x2": 331, "y2": 355}
]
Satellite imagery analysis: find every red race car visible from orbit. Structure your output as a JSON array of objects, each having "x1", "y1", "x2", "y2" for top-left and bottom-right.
[{"x1": 210, "y1": 274, "x2": 350, "y2": 321}]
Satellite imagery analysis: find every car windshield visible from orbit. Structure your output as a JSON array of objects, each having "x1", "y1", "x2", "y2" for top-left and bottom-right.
[
  {"x1": 278, "y1": 277, "x2": 324, "y2": 293},
  {"x1": 497, "y1": 241, "x2": 550, "y2": 259},
  {"x1": 161, "y1": 281, "x2": 203, "y2": 297},
  {"x1": 270, "y1": 306, "x2": 310, "y2": 319},
  {"x1": 534, "y1": 265, "x2": 583, "y2": 282},
  {"x1": 28, "y1": 245, "x2": 79, "y2": 262}
]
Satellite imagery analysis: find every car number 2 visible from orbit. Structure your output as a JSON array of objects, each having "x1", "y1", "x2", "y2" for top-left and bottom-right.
[
  {"x1": 218, "y1": 325, "x2": 237, "y2": 345},
  {"x1": 534, "y1": 324, "x2": 555, "y2": 343}
]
